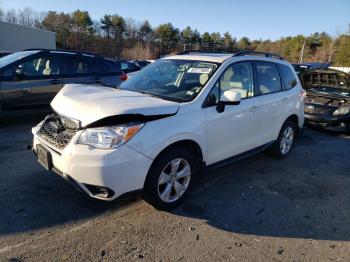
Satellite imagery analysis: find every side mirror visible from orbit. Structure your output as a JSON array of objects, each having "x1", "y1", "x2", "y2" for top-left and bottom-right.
[
  {"x1": 216, "y1": 89, "x2": 241, "y2": 113},
  {"x1": 14, "y1": 66, "x2": 25, "y2": 81}
]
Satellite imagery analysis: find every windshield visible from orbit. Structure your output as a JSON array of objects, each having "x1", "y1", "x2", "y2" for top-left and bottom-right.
[
  {"x1": 119, "y1": 59, "x2": 218, "y2": 102},
  {"x1": 0, "y1": 51, "x2": 39, "y2": 68},
  {"x1": 309, "y1": 86, "x2": 350, "y2": 97}
]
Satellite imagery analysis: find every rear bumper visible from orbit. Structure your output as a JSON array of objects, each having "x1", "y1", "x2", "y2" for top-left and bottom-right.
[{"x1": 32, "y1": 126, "x2": 153, "y2": 201}]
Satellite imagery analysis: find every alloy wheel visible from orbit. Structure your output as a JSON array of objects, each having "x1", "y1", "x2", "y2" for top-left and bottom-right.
[
  {"x1": 157, "y1": 158, "x2": 191, "y2": 203},
  {"x1": 280, "y1": 126, "x2": 294, "y2": 154}
]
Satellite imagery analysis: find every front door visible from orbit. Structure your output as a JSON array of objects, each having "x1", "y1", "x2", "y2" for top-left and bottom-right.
[
  {"x1": 205, "y1": 61, "x2": 260, "y2": 165},
  {"x1": 0, "y1": 55, "x2": 63, "y2": 111}
]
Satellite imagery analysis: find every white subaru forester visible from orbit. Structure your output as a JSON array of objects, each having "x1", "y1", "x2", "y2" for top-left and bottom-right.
[{"x1": 31, "y1": 51, "x2": 305, "y2": 210}]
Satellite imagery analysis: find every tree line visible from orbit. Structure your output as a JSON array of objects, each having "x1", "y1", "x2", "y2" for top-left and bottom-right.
[{"x1": 0, "y1": 7, "x2": 349, "y2": 65}]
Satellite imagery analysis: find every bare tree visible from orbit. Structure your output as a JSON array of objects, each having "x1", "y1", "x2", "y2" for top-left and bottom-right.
[
  {"x1": 4, "y1": 9, "x2": 17, "y2": 24},
  {"x1": 0, "y1": 8, "x2": 4, "y2": 21},
  {"x1": 125, "y1": 17, "x2": 140, "y2": 39},
  {"x1": 17, "y1": 7, "x2": 36, "y2": 27},
  {"x1": 299, "y1": 40, "x2": 306, "y2": 63},
  {"x1": 328, "y1": 27, "x2": 341, "y2": 62},
  {"x1": 2, "y1": 7, "x2": 44, "y2": 28}
]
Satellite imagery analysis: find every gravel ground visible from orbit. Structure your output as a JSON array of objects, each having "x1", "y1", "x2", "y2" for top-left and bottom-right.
[{"x1": 0, "y1": 114, "x2": 349, "y2": 262}]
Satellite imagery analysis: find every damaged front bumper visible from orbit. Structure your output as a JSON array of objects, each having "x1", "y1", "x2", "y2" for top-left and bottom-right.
[{"x1": 30, "y1": 122, "x2": 153, "y2": 201}]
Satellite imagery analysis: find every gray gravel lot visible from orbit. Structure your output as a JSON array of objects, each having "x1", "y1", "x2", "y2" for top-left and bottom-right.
[{"x1": 0, "y1": 114, "x2": 349, "y2": 262}]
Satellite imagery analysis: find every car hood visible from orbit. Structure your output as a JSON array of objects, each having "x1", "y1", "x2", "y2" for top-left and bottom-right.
[{"x1": 51, "y1": 84, "x2": 180, "y2": 127}]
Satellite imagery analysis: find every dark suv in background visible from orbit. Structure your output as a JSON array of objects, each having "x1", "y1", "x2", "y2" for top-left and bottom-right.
[{"x1": 0, "y1": 49, "x2": 125, "y2": 114}]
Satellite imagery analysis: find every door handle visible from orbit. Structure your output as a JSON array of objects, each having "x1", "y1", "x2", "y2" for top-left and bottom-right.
[
  {"x1": 281, "y1": 97, "x2": 288, "y2": 102},
  {"x1": 249, "y1": 106, "x2": 258, "y2": 113},
  {"x1": 49, "y1": 79, "x2": 61, "y2": 85}
]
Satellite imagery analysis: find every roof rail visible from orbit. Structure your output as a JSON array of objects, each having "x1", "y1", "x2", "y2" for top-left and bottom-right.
[
  {"x1": 23, "y1": 48, "x2": 49, "y2": 51},
  {"x1": 22, "y1": 48, "x2": 99, "y2": 57},
  {"x1": 233, "y1": 50, "x2": 284, "y2": 60},
  {"x1": 177, "y1": 50, "x2": 230, "y2": 55}
]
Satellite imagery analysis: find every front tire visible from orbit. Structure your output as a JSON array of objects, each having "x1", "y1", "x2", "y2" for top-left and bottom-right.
[
  {"x1": 143, "y1": 146, "x2": 197, "y2": 210},
  {"x1": 270, "y1": 120, "x2": 297, "y2": 159}
]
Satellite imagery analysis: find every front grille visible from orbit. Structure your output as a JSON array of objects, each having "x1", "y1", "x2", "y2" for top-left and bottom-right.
[{"x1": 39, "y1": 115, "x2": 78, "y2": 149}]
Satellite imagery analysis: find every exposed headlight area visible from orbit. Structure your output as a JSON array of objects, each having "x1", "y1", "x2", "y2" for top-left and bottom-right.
[
  {"x1": 77, "y1": 123, "x2": 144, "y2": 149},
  {"x1": 333, "y1": 107, "x2": 350, "y2": 116}
]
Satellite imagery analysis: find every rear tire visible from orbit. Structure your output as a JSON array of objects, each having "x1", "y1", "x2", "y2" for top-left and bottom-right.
[
  {"x1": 270, "y1": 120, "x2": 297, "y2": 159},
  {"x1": 143, "y1": 146, "x2": 197, "y2": 210}
]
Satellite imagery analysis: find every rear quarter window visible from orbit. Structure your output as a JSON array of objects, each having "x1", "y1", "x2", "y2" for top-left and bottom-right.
[
  {"x1": 278, "y1": 64, "x2": 297, "y2": 90},
  {"x1": 106, "y1": 60, "x2": 122, "y2": 73},
  {"x1": 85, "y1": 58, "x2": 110, "y2": 74}
]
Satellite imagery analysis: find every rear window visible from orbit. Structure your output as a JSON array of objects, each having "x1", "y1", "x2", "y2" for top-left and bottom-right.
[{"x1": 278, "y1": 64, "x2": 297, "y2": 90}]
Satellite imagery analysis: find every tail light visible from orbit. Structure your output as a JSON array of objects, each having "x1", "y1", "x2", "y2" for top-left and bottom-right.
[
  {"x1": 119, "y1": 73, "x2": 128, "y2": 81},
  {"x1": 300, "y1": 89, "x2": 306, "y2": 99}
]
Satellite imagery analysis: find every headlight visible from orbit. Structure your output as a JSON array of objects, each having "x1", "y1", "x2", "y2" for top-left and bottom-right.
[
  {"x1": 77, "y1": 123, "x2": 144, "y2": 149},
  {"x1": 333, "y1": 107, "x2": 350, "y2": 116}
]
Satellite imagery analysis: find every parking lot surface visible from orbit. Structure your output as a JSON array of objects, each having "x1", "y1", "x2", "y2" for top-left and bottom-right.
[{"x1": 0, "y1": 115, "x2": 349, "y2": 262}]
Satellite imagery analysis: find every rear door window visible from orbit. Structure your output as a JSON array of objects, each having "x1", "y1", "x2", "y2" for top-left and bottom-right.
[
  {"x1": 255, "y1": 61, "x2": 282, "y2": 95},
  {"x1": 62, "y1": 55, "x2": 110, "y2": 75}
]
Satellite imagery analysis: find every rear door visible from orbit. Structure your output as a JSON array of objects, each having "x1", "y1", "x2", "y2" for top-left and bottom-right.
[
  {"x1": 0, "y1": 54, "x2": 63, "y2": 111},
  {"x1": 252, "y1": 61, "x2": 285, "y2": 143},
  {"x1": 59, "y1": 54, "x2": 97, "y2": 86},
  {"x1": 60, "y1": 54, "x2": 122, "y2": 87}
]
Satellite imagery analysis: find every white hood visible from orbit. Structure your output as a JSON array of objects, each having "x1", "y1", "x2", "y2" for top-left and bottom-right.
[{"x1": 51, "y1": 84, "x2": 179, "y2": 127}]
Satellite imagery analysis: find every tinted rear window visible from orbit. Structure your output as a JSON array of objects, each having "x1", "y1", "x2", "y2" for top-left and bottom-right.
[{"x1": 62, "y1": 55, "x2": 116, "y2": 75}]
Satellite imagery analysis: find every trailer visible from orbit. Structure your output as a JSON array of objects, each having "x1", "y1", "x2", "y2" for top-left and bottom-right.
[{"x1": 0, "y1": 21, "x2": 56, "y2": 52}]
